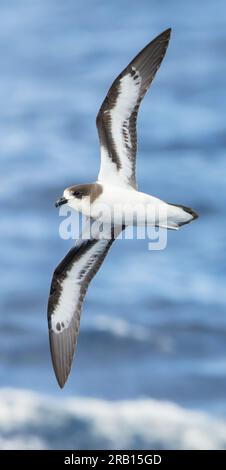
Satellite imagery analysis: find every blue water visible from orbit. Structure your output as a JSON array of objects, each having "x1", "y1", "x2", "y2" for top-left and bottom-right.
[{"x1": 0, "y1": 0, "x2": 226, "y2": 449}]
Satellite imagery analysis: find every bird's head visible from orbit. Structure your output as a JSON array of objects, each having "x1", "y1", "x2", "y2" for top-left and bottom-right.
[{"x1": 55, "y1": 184, "x2": 93, "y2": 212}]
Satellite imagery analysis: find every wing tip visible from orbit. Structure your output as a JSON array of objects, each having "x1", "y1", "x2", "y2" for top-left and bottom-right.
[
  {"x1": 51, "y1": 355, "x2": 70, "y2": 389},
  {"x1": 50, "y1": 349, "x2": 70, "y2": 389},
  {"x1": 49, "y1": 329, "x2": 73, "y2": 389},
  {"x1": 56, "y1": 374, "x2": 67, "y2": 389},
  {"x1": 157, "y1": 27, "x2": 172, "y2": 44},
  {"x1": 165, "y1": 27, "x2": 172, "y2": 34}
]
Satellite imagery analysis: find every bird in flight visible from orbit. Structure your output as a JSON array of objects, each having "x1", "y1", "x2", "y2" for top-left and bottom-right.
[{"x1": 48, "y1": 28, "x2": 198, "y2": 388}]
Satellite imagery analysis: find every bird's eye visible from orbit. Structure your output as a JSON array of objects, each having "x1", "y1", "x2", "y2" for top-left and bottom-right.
[{"x1": 73, "y1": 191, "x2": 82, "y2": 198}]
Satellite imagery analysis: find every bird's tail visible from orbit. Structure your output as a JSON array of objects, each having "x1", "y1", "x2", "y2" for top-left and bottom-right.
[{"x1": 157, "y1": 203, "x2": 198, "y2": 230}]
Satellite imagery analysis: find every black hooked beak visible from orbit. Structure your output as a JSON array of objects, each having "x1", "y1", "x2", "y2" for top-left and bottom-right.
[{"x1": 55, "y1": 197, "x2": 68, "y2": 208}]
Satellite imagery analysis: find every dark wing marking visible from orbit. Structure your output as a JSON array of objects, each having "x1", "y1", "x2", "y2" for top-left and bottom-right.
[{"x1": 96, "y1": 28, "x2": 171, "y2": 189}]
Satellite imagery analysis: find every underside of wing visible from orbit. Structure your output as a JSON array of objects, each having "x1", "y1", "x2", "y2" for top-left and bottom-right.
[
  {"x1": 47, "y1": 221, "x2": 122, "y2": 388},
  {"x1": 96, "y1": 28, "x2": 171, "y2": 189}
]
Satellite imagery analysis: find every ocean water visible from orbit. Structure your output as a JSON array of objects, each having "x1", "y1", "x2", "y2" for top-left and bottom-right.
[{"x1": 0, "y1": 0, "x2": 226, "y2": 450}]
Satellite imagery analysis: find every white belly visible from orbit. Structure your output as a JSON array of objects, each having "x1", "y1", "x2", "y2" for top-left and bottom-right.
[{"x1": 90, "y1": 185, "x2": 168, "y2": 226}]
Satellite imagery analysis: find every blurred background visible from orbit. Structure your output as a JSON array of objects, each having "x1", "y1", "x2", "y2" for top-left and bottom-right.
[{"x1": 0, "y1": 0, "x2": 226, "y2": 450}]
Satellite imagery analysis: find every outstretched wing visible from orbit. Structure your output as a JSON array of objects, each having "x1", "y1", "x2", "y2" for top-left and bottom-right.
[
  {"x1": 47, "y1": 220, "x2": 121, "y2": 388},
  {"x1": 96, "y1": 28, "x2": 171, "y2": 189}
]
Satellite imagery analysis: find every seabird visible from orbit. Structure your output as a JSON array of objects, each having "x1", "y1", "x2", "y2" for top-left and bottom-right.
[{"x1": 48, "y1": 28, "x2": 198, "y2": 388}]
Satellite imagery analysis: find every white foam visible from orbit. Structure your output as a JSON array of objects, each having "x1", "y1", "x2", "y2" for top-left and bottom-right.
[
  {"x1": 94, "y1": 314, "x2": 149, "y2": 341},
  {"x1": 0, "y1": 388, "x2": 226, "y2": 450}
]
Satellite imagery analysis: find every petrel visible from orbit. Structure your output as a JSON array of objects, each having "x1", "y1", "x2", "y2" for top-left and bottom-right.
[{"x1": 48, "y1": 28, "x2": 198, "y2": 388}]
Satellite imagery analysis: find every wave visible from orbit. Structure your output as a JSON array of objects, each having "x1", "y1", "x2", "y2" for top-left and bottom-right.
[
  {"x1": 89, "y1": 314, "x2": 150, "y2": 341},
  {"x1": 0, "y1": 388, "x2": 226, "y2": 450}
]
